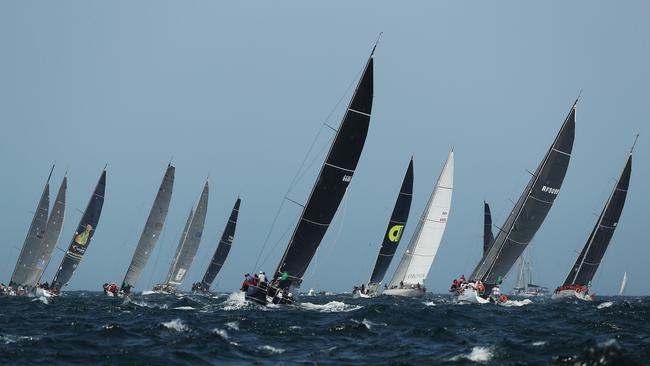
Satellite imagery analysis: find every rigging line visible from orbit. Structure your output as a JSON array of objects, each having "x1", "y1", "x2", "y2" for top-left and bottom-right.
[{"x1": 257, "y1": 212, "x2": 302, "y2": 270}]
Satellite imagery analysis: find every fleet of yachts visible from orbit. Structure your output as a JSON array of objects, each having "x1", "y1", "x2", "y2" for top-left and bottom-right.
[{"x1": 2, "y1": 41, "x2": 637, "y2": 306}]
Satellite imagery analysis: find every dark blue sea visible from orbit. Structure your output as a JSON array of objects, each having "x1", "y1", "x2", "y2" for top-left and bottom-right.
[{"x1": 0, "y1": 292, "x2": 648, "y2": 365}]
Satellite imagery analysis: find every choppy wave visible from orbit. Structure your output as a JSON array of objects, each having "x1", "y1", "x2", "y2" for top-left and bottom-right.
[
  {"x1": 161, "y1": 318, "x2": 189, "y2": 332},
  {"x1": 300, "y1": 300, "x2": 362, "y2": 313}
]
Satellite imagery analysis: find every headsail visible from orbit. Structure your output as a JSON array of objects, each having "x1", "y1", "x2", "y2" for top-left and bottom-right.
[
  {"x1": 51, "y1": 169, "x2": 107, "y2": 292},
  {"x1": 122, "y1": 164, "x2": 175, "y2": 290},
  {"x1": 32, "y1": 176, "x2": 67, "y2": 286},
  {"x1": 563, "y1": 146, "x2": 633, "y2": 287},
  {"x1": 368, "y1": 159, "x2": 414, "y2": 286},
  {"x1": 483, "y1": 202, "x2": 494, "y2": 254},
  {"x1": 470, "y1": 101, "x2": 576, "y2": 285},
  {"x1": 166, "y1": 181, "x2": 209, "y2": 286},
  {"x1": 11, "y1": 166, "x2": 52, "y2": 286},
  {"x1": 389, "y1": 150, "x2": 454, "y2": 288},
  {"x1": 199, "y1": 197, "x2": 241, "y2": 289},
  {"x1": 274, "y1": 48, "x2": 374, "y2": 288}
]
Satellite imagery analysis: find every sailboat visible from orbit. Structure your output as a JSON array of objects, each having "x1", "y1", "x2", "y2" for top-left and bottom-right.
[
  {"x1": 243, "y1": 43, "x2": 375, "y2": 306},
  {"x1": 50, "y1": 168, "x2": 107, "y2": 295},
  {"x1": 102, "y1": 164, "x2": 175, "y2": 297},
  {"x1": 553, "y1": 137, "x2": 635, "y2": 301},
  {"x1": 511, "y1": 248, "x2": 549, "y2": 297},
  {"x1": 384, "y1": 151, "x2": 454, "y2": 298},
  {"x1": 455, "y1": 100, "x2": 575, "y2": 304},
  {"x1": 619, "y1": 272, "x2": 628, "y2": 296},
  {"x1": 352, "y1": 159, "x2": 413, "y2": 298},
  {"x1": 152, "y1": 181, "x2": 208, "y2": 294},
  {"x1": 192, "y1": 197, "x2": 241, "y2": 293}
]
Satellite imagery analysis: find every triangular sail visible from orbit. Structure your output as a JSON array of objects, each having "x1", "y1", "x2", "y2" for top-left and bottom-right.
[
  {"x1": 200, "y1": 198, "x2": 241, "y2": 289},
  {"x1": 470, "y1": 102, "x2": 576, "y2": 285},
  {"x1": 513, "y1": 256, "x2": 526, "y2": 290},
  {"x1": 619, "y1": 272, "x2": 628, "y2": 296},
  {"x1": 51, "y1": 169, "x2": 107, "y2": 292},
  {"x1": 368, "y1": 159, "x2": 414, "y2": 286},
  {"x1": 165, "y1": 208, "x2": 194, "y2": 283},
  {"x1": 563, "y1": 152, "x2": 632, "y2": 286},
  {"x1": 32, "y1": 176, "x2": 67, "y2": 286},
  {"x1": 11, "y1": 166, "x2": 52, "y2": 286},
  {"x1": 389, "y1": 150, "x2": 454, "y2": 287},
  {"x1": 122, "y1": 165, "x2": 175, "y2": 289},
  {"x1": 274, "y1": 49, "x2": 375, "y2": 288},
  {"x1": 166, "y1": 181, "x2": 209, "y2": 286},
  {"x1": 483, "y1": 202, "x2": 494, "y2": 254}
]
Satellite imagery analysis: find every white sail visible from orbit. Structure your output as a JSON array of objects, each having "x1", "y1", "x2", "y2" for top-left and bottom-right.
[
  {"x1": 514, "y1": 256, "x2": 526, "y2": 290},
  {"x1": 389, "y1": 150, "x2": 453, "y2": 287},
  {"x1": 619, "y1": 272, "x2": 628, "y2": 296}
]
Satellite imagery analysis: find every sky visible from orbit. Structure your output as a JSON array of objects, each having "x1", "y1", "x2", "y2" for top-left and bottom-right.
[{"x1": 0, "y1": 1, "x2": 648, "y2": 295}]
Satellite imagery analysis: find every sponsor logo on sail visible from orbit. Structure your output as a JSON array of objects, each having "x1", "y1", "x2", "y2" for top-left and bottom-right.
[{"x1": 388, "y1": 225, "x2": 404, "y2": 242}]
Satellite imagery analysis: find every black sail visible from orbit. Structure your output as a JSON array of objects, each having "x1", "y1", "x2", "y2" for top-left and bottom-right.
[
  {"x1": 200, "y1": 198, "x2": 241, "y2": 289},
  {"x1": 274, "y1": 50, "x2": 374, "y2": 287},
  {"x1": 51, "y1": 170, "x2": 106, "y2": 292},
  {"x1": 368, "y1": 158, "x2": 414, "y2": 285},
  {"x1": 470, "y1": 101, "x2": 576, "y2": 285},
  {"x1": 563, "y1": 153, "x2": 632, "y2": 286},
  {"x1": 483, "y1": 202, "x2": 495, "y2": 254}
]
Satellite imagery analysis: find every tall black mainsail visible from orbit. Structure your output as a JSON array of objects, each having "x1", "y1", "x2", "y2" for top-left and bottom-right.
[
  {"x1": 368, "y1": 158, "x2": 414, "y2": 287},
  {"x1": 273, "y1": 47, "x2": 374, "y2": 289},
  {"x1": 121, "y1": 164, "x2": 175, "y2": 292},
  {"x1": 483, "y1": 202, "x2": 494, "y2": 254},
  {"x1": 562, "y1": 144, "x2": 634, "y2": 287},
  {"x1": 11, "y1": 166, "x2": 52, "y2": 286},
  {"x1": 470, "y1": 101, "x2": 576, "y2": 285},
  {"x1": 51, "y1": 169, "x2": 106, "y2": 293},
  {"x1": 196, "y1": 197, "x2": 241, "y2": 291}
]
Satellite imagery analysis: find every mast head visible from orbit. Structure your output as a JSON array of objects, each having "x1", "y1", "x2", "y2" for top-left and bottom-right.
[{"x1": 630, "y1": 134, "x2": 639, "y2": 155}]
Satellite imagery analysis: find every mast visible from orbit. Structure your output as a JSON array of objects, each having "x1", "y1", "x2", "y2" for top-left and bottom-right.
[
  {"x1": 51, "y1": 169, "x2": 107, "y2": 292},
  {"x1": 122, "y1": 164, "x2": 175, "y2": 289},
  {"x1": 471, "y1": 100, "x2": 576, "y2": 285},
  {"x1": 563, "y1": 137, "x2": 635, "y2": 286},
  {"x1": 11, "y1": 165, "x2": 53, "y2": 286},
  {"x1": 33, "y1": 175, "x2": 67, "y2": 286},
  {"x1": 367, "y1": 158, "x2": 414, "y2": 286},
  {"x1": 273, "y1": 45, "x2": 375, "y2": 288},
  {"x1": 200, "y1": 197, "x2": 241, "y2": 288},
  {"x1": 388, "y1": 150, "x2": 454, "y2": 287}
]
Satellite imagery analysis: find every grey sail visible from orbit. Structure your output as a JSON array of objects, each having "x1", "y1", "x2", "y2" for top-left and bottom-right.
[
  {"x1": 165, "y1": 208, "x2": 194, "y2": 284},
  {"x1": 10, "y1": 166, "x2": 52, "y2": 286},
  {"x1": 470, "y1": 101, "x2": 576, "y2": 285},
  {"x1": 32, "y1": 176, "x2": 67, "y2": 286},
  {"x1": 51, "y1": 169, "x2": 107, "y2": 293},
  {"x1": 122, "y1": 165, "x2": 175, "y2": 290},
  {"x1": 166, "y1": 181, "x2": 209, "y2": 286}
]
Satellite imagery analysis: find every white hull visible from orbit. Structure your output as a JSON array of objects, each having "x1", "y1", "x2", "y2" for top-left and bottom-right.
[
  {"x1": 383, "y1": 287, "x2": 425, "y2": 298},
  {"x1": 552, "y1": 289, "x2": 592, "y2": 301},
  {"x1": 33, "y1": 288, "x2": 55, "y2": 298},
  {"x1": 455, "y1": 287, "x2": 490, "y2": 304}
]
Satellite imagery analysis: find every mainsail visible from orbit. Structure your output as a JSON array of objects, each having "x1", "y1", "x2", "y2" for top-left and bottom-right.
[
  {"x1": 122, "y1": 164, "x2": 175, "y2": 289},
  {"x1": 470, "y1": 101, "x2": 576, "y2": 285},
  {"x1": 51, "y1": 169, "x2": 107, "y2": 292},
  {"x1": 274, "y1": 47, "x2": 375, "y2": 288},
  {"x1": 562, "y1": 147, "x2": 633, "y2": 287},
  {"x1": 388, "y1": 150, "x2": 454, "y2": 288},
  {"x1": 165, "y1": 181, "x2": 209, "y2": 286},
  {"x1": 11, "y1": 166, "x2": 52, "y2": 286},
  {"x1": 619, "y1": 272, "x2": 628, "y2": 296},
  {"x1": 483, "y1": 202, "x2": 494, "y2": 254},
  {"x1": 199, "y1": 197, "x2": 241, "y2": 289},
  {"x1": 32, "y1": 176, "x2": 67, "y2": 286},
  {"x1": 368, "y1": 158, "x2": 414, "y2": 286}
]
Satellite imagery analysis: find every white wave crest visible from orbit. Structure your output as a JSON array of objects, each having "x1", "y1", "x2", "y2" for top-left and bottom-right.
[
  {"x1": 597, "y1": 301, "x2": 614, "y2": 309},
  {"x1": 501, "y1": 298, "x2": 533, "y2": 307},
  {"x1": 173, "y1": 306, "x2": 195, "y2": 311},
  {"x1": 130, "y1": 300, "x2": 169, "y2": 309},
  {"x1": 361, "y1": 319, "x2": 386, "y2": 330},
  {"x1": 451, "y1": 346, "x2": 493, "y2": 363},
  {"x1": 161, "y1": 319, "x2": 189, "y2": 332},
  {"x1": 532, "y1": 341, "x2": 547, "y2": 346},
  {"x1": 222, "y1": 291, "x2": 248, "y2": 311},
  {"x1": 212, "y1": 327, "x2": 229, "y2": 340},
  {"x1": 1, "y1": 334, "x2": 38, "y2": 344},
  {"x1": 141, "y1": 290, "x2": 157, "y2": 296},
  {"x1": 225, "y1": 321, "x2": 239, "y2": 331},
  {"x1": 300, "y1": 301, "x2": 362, "y2": 313},
  {"x1": 259, "y1": 345, "x2": 285, "y2": 354},
  {"x1": 423, "y1": 301, "x2": 436, "y2": 307},
  {"x1": 31, "y1": 296, "x2": 49, "y2": 305}
]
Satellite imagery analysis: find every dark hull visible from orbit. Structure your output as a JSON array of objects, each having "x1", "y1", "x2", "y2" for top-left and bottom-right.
[
  {"x1": 245, "y1": 285, "x2": 268, "y2": 305},
  {"x1": 244, "y1": 284, "x2": 295, "y2": 306}
]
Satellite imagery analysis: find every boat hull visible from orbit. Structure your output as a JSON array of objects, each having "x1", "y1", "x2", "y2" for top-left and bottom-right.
[
  {"x1": 455, "y1": 287, "x2": 491, "y2": 304},
  {"x1": 244, "y1": 285, "x2": 269, "y2": 305},
  {"x1": 552, "y1": 289, "x2": 593, "y2": 301},
  {"x1": 383, "y1": 287, "x2": 425, "y2": 298}
]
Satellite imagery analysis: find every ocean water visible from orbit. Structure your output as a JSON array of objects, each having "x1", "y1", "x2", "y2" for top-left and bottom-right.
[{"x1": 0, "y1": 292, "x2": 648, "y2": 365}]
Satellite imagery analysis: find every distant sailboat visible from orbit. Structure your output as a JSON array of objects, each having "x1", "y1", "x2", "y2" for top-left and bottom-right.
[
  {"x1": 152, "y1": 181, "x2": 208, "y2": 294},
  {"x1": 192, "y1": 197, "x2": 241, "y2": 293},
  {"x1": 384, "y1": 151, "x2": 453, "y2": 298},
  {"x1": 619, "y1": 272, "x2": 628, "y2": 296},
  {"x1": 511, "y1": 248, "x2": 549, "y2": 297},
  {"x1": 243, "y1": 43, "x2": 375, "y2": 306},
  {"x1": 455, "y1": 100, "x2": 576, "y2": 304},
  {"x1": 554, "y1": 138, "x2": 636, "y2": 301},
  {"x1": 353, "y1": 159, "x2": 413, "y2": 298},
  {"x1": 51, "y1": 169, "x2": 107, "y2": 294}
]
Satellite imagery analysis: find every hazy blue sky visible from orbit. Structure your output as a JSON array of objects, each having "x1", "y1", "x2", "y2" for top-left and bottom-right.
[{"x1": 1, "y1": 2, "x2": 648, "y2": 295}]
